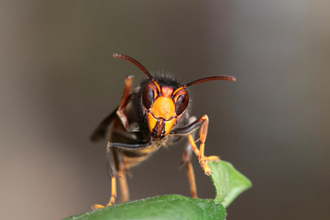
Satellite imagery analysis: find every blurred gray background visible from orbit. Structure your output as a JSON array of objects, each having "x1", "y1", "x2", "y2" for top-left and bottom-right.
[{"x1": 1, "y1": 1, "x2": 329, "y2": 219}]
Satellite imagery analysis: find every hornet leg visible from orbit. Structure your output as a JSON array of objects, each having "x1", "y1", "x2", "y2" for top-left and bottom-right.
[
  {"x1": 117, "y1": 75, "x2": 134, "y2": 130},
  {"x1": 117, "y1": 152, "x2": 129, "y2": 203},
  {"x1": 91, "y1": 142, "x2": 118, "y2": 210},
  {"x1": 91, "y1": 141, "x2": 150, "y2": 209},
  {"x1": 181, "y1": 117, "x2": 198, "y2": 198},
  {"x1": 171, "y1": 115, "x2": 220, "y2": 176},
  {"x1": 187, "y1": 115, "x2": 220, "y2": 176}
]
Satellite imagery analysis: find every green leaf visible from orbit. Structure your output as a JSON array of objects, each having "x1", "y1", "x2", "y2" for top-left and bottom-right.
[
  {"x1": 64, "y1": 195, "x2": 226, "y2": 220},
  {"x1": 208, "y1": 160, "x2": 252, "y2": 208},
  {"x1": 64, "y1": 161, "x2": 251, "y2": 219}
]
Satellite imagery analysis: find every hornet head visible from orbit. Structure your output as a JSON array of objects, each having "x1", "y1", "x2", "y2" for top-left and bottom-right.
[{"x1": 113, "y1": 53, "x2": 236, "y2": 140}]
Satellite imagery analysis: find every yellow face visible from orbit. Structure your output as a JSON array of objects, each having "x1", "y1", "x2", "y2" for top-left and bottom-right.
[
  {"x1": 147, "y1": 96, "x2": 177, "y2": 138},
  {"x1": 142, "y1": 83, "x2": 189, "y2": 140}
]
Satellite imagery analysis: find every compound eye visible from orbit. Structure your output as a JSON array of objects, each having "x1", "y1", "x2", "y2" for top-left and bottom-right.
[
  {"x1": 142, "y1": 85, "x2": 154, "y2": 109},
  {"x1": 175, "y1": 94, "x2": 189, "y2": 115}
]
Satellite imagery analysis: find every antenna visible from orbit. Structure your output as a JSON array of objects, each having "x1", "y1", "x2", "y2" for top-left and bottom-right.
[
  {"x1": 173, "y1": 76, "x2": 236, "y2": 96},
  {"x1": 113, "y1": 53, "x2": 161, "y2": 93}
]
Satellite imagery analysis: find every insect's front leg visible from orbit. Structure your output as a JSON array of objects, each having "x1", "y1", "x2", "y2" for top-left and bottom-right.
[
  {"x1": 116, "y1": 75, "x2": 134, "y2": 130},
  {"x1": 189, "y1": 115, "x2": 220, "y2": 175},
  {"x1": 91, "y1": 142, "x2": 118, "y2": 210},
  {"x1": 172, "y1": 115, "x2": 220, "y2": 176},
  {"x1": 91, "y1": 141, "x2": 151, "y2": 210}
]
